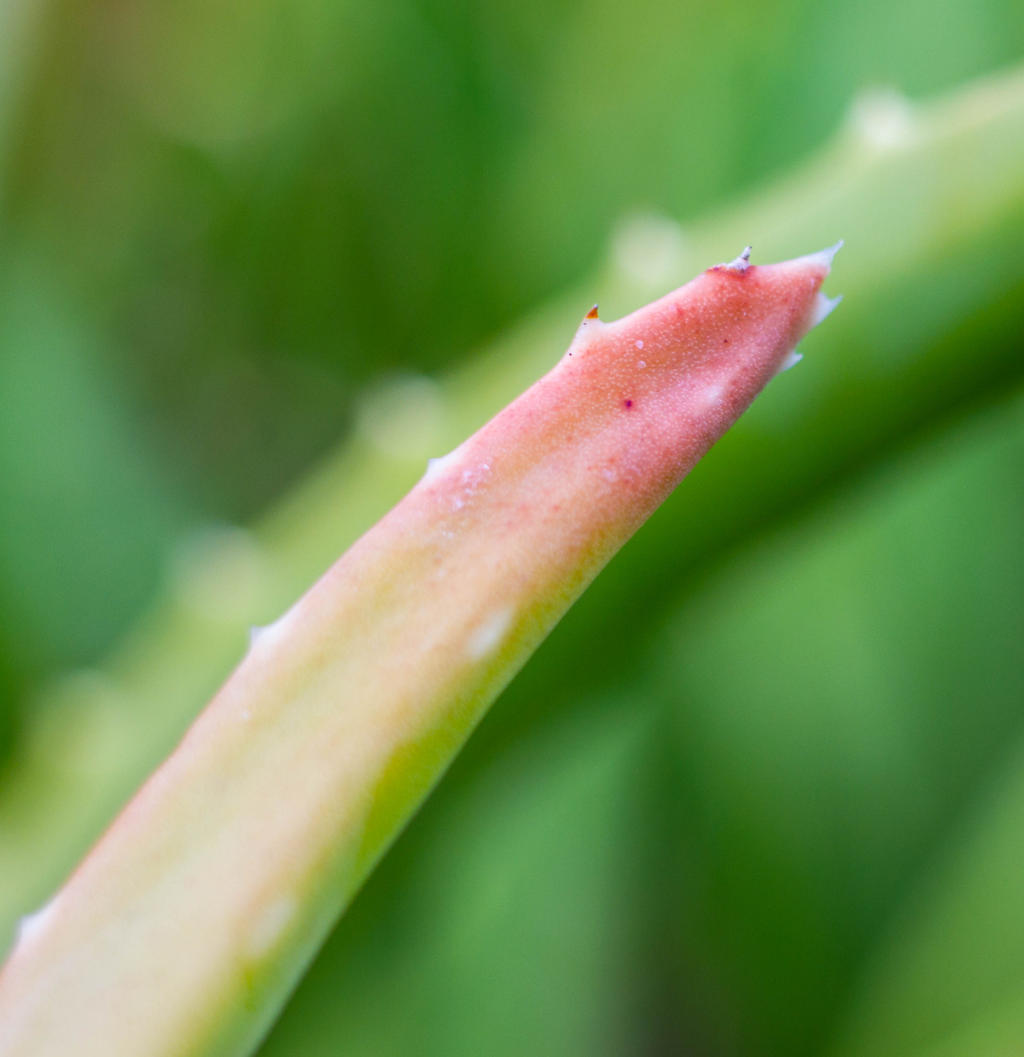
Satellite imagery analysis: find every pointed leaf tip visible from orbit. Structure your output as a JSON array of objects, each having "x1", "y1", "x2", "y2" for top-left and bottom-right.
[{"x1": 813, "y1": 238, "x2": 845, "y2": 269}]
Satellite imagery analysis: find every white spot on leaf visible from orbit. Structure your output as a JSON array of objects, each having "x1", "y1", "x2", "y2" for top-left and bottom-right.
[
  {"x1": 848, "y1": 88, "x2": 917, "y2": 150},
  {"x1": 466, "y1": 608, "x2": 513, "y2": 660},
  {"x1": 450, "y1": 462, "x2": 491, "y2": 513}
]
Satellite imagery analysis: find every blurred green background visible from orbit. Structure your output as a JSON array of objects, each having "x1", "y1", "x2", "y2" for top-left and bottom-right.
[{"x1": 1, "y1": 0, "x2": 1023, "y2": 1054}]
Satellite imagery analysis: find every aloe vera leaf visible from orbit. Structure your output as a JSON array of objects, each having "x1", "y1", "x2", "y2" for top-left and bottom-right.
[
  {"x1": 254, "y1": 383, "x2": 1024, "y2": 1057},
  {"x1": 1, "y1": 63, "x2": 1022, "y2": 983},
  {"x1": 0, "y1": 250, "x2": 836, "y2": 1057}
]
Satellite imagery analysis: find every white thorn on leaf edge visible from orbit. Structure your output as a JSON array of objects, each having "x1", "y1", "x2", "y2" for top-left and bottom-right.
[
  {"x1": 721, "y1": 245, "x2": 753, "y2": 273},
  {"x1": 774, "y1": 350, "x2": 804, "y2": 377},
  {"x1": 15, "y1": 898, "x2": 59, "y2": 949},
  {"x1": 422, "y1": 448, "x2": 460, "y2": 484},
  {"x1": 819, "y1": 238, "x2": 845, "y2": 267},
  {"x1": 247, "y1": 606, "x2": 298, "y2": 654},
  {"x1": 571, "y1": 306, "x2": 605, "y2": 347},
  {"x1": 810, "y1": 291, "x2": 844, "y2": 327},
  {"x1": 798, "y1": 238, "x2": 844, "y2": 272}
]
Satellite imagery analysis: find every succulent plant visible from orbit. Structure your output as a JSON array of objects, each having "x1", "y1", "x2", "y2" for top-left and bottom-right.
[{"x1": 0, "y1": 246, "x2": 840, "y2": 1057}]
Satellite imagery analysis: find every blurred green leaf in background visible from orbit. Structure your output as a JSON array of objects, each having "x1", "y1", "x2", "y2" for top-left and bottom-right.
[{"x1": 0, "y1": 0, "x2": 1022, "y2": 1053}]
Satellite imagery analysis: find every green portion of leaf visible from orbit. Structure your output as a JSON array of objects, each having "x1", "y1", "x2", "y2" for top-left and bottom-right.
[{"x1": 260, "y1": 703, "x2": 656, "y2": 1057}]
